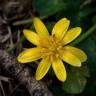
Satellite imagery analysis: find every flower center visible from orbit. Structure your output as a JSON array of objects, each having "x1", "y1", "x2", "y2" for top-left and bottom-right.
[{"x1": 39, "y1": 36, "x2": 63, "y2": 58}]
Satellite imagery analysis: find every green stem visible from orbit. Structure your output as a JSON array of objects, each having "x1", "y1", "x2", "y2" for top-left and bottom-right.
[
  {"x1": 13, "y1": 16, "x2": 46, "y2": 26},
  {"x1": 13, "y1": 19, "x2": 33, "y2": 26},
  {"x1": 71, "y1": 23, "x2": 96, "y2": 46}
]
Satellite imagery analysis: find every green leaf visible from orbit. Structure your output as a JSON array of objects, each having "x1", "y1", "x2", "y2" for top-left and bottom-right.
[
  {"x1": 76, "y1": 37, "x2": 96, "y2": 95},
  {"x1": 92, "y1": 15, "x2": 96, "y2": 24},
  {"x1": 79, "y1": 37, "x2": 96, "y2": 74},
  {"x1": 79, "y1": 7, "x2": 96, "y2": 19},
  {"x1": 63, "y1": 65, "x2": 89, "y2": 94},
  {"x1": 32, "y1": 0, "x2": 65, "y2": 18}
]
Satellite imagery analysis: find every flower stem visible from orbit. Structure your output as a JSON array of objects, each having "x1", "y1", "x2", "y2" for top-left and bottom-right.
[
  {"x1": 71, "y1": 23, "x2": 96, "y2": 46},
  {"x1": 13, "y1": 16, "x2": 45, "y2": 26},
  {"x1": 13, "y1": 19, "x2": 33, "y2": 26}
]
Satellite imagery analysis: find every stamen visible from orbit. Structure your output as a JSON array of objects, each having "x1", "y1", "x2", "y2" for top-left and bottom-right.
[
  {"x1": 55, "y1": 53, "x2": 59, "y2": 58},
  {"x1": 57, "y1": 45, "x2": 62, "y2": 50}
]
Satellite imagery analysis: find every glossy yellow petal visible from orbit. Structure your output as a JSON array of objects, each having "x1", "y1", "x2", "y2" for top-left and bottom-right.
[
  {"x1": 36, "y1": 57, "x2": 51, "y2": 80},
  {"x1": 60, "y1": 49, "x2": 81, "y2": 67},
  {"x1": 62, "y1": 27, "x2": 81, "y2": 45},
  {"x1": 52, "y1": 58, "x2": 67, "y2": 82},
  {"x1": 64, "y1": 46, "x2": 87, "y2": 62},
  {"x1": 52, "y1": 18, "x2": 70, "y2": 40},
  {"x1": 17, "y1": 47, "x2": 42, "y2": 63},
  {"x1": 23, "y1": 29, "x2": 40, "y2": 45},
  {"x1": 33, "y1": 17, "x2": 49, "y2": 37}
]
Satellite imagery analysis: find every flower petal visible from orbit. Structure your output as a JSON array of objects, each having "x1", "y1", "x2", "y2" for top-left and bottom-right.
[
  {"x1": 36, "y1": 57, "x2": 51, "y2": 80},
  {"x1": 52, "y1": 18, "x2": 70, "y2": 40},
  {"x1": 33, "y1": 17, "x2": 49, "y2": 37},
  {"x1": 60, "y1": 49, "x2": 81, "y2": 67},
  {"x1": 17, "y1": 47, "x2": 42, "y2": 63},
  {"x1": 62, "y1": 27, "x2": 81, "y2": 45},
  {"x1": 52, "y1": 58, "x2": 67, "y2": 82},
  {"x1": 64, "y1": 46, "x2": 87, "y2": 62},
  {"x1": 23, "y1": 29, "x2": 40, "y2": 45}
]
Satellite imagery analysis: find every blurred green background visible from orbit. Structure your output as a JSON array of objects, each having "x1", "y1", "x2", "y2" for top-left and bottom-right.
[{"x1": 31, "y1": 0, "x2": 96, "y2": 96}]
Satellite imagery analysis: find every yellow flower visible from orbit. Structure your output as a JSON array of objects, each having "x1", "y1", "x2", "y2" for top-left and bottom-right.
[{"x1": 17, "y1": 17, "x2": 87, "y2": 82}]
